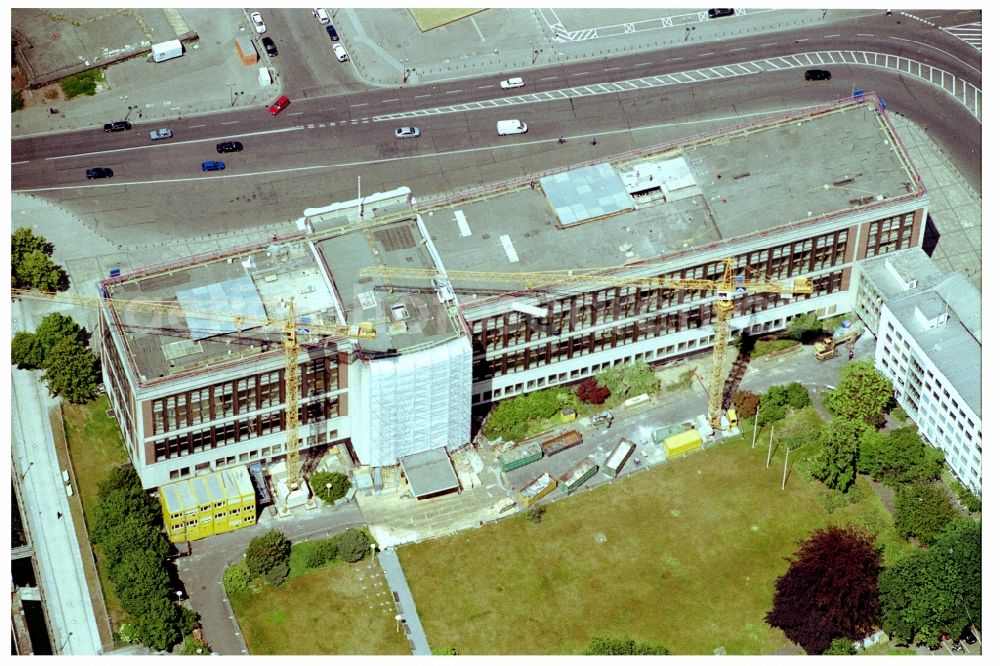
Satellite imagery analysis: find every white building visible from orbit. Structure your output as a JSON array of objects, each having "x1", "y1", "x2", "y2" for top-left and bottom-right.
[{"x1": 860, "y1": 251, "x2": 981, "y2": 492}]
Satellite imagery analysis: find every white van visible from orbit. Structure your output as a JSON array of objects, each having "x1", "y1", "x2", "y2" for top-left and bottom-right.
[
  {"x1": 332, "y1": 43, "x2": 349, "y2": 62},
  {"x1": 313, "y1": 8, "x2": 330, "y2": 24},
  {"x1": 496, "y1": 119, "x2": 528, "y2": 136}
]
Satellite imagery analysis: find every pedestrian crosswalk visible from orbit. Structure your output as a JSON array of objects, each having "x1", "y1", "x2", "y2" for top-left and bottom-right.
[{"x1": 940, "y1": 22, "x2": 982, "y2": 52}]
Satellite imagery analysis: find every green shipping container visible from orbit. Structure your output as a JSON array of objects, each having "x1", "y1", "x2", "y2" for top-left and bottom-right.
[
  {"x1": 559, "y1": 459, "x2": 599, "y2": 493},
  {"x1": 498, "y1": 442, "x2": 543, "y2": 472}
]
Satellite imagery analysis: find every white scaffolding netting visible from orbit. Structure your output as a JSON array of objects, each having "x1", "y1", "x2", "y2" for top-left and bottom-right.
[{"x1": 358, "y1": 337, "x2": 472, "y2": 467}]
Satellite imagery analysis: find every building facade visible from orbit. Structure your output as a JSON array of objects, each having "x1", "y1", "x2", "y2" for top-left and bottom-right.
[
  {"x1": 859, "y1": 252, "x2": 982, "y2": 492},
  {"x1": 100, "y1": 96, "x2": 931, "y2": 489}
]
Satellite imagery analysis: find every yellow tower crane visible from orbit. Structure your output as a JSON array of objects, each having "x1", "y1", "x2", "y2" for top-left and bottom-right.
[
  {"x1": 11, "y1": 288, "x2": 376, "y2": 490},
  {"x1": 359, "y1": 259, "x2": 811, "y2": 428}
]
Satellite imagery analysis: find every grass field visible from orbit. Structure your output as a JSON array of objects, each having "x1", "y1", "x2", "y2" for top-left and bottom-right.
[
  {"x1": 62, "y1": 395, "x2": 130, "y2": 632},
  {"x1": 399, "y1": 435, "x2": 912, "y2": 655},
  {"x1": 231, "y1": 556, "x2": 410, "y2": 655},
  {"x1": 408, "y1": 8, "x2": 484, "y2": 32}
]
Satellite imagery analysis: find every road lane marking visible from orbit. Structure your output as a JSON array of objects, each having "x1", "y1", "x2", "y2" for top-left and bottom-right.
[
  {"x1": 221, "y1": 121, "x2": 239, "y2": 125},
  {"x1": 824, "y1": 34, "x2": 840, "y2": 38},
  {"x1": 350, "y1": 102, "x2": 368, "y2": 107},
  {"x1": 42, "y1": 127, "x2": 305, "y2": 160},
  {"x1": 415, "y1": 94, "x2": 430, "y2": 98},
  {"x1": 635, "y1": 62, "x2": 652, "y2": 66},
  {"x1": 445, "y1": 89, "x2": 462, "y2": 93},
  {"x1": 604, "y1": 67, "x2": 621, "y2": 71},
  {"x1": 190, "y1": 124, "x2": 206, "y2": 128},
  {"x1": 13, "y1": 160, "x2": 29, "y2": 165},
  {"x1": 729, "y1": 47, "x2": 747, "y2": 52},
  {"x1": 539, "y1": 76, "x2": 559, "y2": 80},
  {"x1": 382, "y1": 98, "x2": 399, "y2": 103}
]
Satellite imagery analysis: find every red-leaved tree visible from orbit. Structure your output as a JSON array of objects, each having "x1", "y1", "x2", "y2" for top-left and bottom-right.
[
  {"x1": 765, "y1": 525, "x2": 882, "y2": 654},
  {"x1": 576, "y1": 377, "x2": 611, "y2": 405}
]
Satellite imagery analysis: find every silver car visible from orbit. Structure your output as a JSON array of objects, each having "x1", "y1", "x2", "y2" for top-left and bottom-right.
[
  {"x1": 394, "y1": 126, "x2": 420, "y2": 139},
  {"x1": 149, "y1": 128, "x2": 174, "y2": 140}
]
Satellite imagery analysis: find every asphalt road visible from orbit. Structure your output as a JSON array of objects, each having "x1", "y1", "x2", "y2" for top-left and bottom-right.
[{"x1": 11, "y1": 10, "x2": 981, "y2": 250}]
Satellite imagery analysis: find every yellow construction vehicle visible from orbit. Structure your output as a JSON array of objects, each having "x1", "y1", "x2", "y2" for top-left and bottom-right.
[
  {"x1": 813, "y1": 329, "x2": 860, "y2": 361},
  {"x1": 11, "y1": 287, "x2": 375, "y2": 494},
  {"x1": 359, "y1": 258, "x2": 812, "y2": 429}
]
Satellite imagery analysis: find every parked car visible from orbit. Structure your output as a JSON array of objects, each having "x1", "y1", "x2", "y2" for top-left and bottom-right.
[
  {"x1": 201, "y1": 161, "x2": 225, "y2": 172},
  {"x1": 216, "y1": 141, "x2": 244, "y2": 153},
  {"x1": 326, "y1": 24, "x2": 339, "y2": 41},
  {"x1": 313, "y1": 8, "x2": 331, "y2": 25},
  {"x1": 332, "y1": 43, "x2": 349, "y2": 62},
  {"x1": 394, "y1": 126, "x2": 421, "y2": 139},
  {"x1": 103, "y1": 121, "x2": 131, "y2": 133},
  {"x1": 500, "y1": 77, "x2": 525, "y2": 89},
  {"x1": 262, "y1": 36, "x2": 277, "y2": 57},
  {"x1": 149, "y1": 128, "x2": 173, "y2": 140},
  {"x1": 707, "y1": 8, "x2": 735, "y2": 18},
  {"x1": 250, "y1": 11, "x2": 266, "y2": 34},
  {"x1": 804, "y1": 69, "x2": 832, "y2": 81},
  {"x1": 268, "y1": 95, "x2": 291, "y2": 115},
  {"x1": 86, "y1": 167, "x2": 114, "y2": 179}
]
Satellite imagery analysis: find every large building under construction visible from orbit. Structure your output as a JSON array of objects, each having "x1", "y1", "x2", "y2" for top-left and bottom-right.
[{"x1": 98, "y1": 96, "x2": 929, "y2": 489}]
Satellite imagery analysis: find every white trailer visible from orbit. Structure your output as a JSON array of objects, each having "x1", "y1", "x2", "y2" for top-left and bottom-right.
[{"x1": 151, "y1": 40, "x2": 183, "y2": 63}]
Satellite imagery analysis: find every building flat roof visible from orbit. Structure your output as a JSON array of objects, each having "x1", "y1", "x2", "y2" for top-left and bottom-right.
[
  {"x1": 858, "y1": 248, "x2": 945, "y2": 300},
  {"x1": 399, "y1": 447, "x2": 459, "y2": 498},
  {"x1": 413, "y1": 101, "x2": 920, "y2": 300},
  {"x1": 885, "y1": 274, "x2": 981, "y2": 416}
]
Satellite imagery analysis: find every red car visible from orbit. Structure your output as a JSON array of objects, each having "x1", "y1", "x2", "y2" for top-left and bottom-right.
[{"x1": 268, "y1": 96, "x2": 290, "y2": 115}]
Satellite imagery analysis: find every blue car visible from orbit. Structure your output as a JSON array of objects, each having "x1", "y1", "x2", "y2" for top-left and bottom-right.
[{"x1": 201, "y1": 161, "x2": 225, "y2": 172}]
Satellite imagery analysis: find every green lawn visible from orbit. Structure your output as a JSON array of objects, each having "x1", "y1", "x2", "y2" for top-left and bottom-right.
[
  {"x1": 399, "y1": 435, "x2": 908, "y2": 655},
  {"x1": 408, "y1": 8, "x2": 484, "y2": 31},
  {"x1": 231, "y1": 558, "x2": 410, "y2": 655},
  {"x1": 61, "y1": 395, "x2": 131, "y2": 632}
]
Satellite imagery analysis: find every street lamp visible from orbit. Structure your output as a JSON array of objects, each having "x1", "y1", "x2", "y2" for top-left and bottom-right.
[
  {"x1": 402, "y1": 58, "x2": 409, "y2": 83},
  {"x1": 395, "y1": 614, "x2": 404, "y2": 632},
  {"x1": 59, "y1": 631, "x2": 73, "y2": 654},
  {"x1": 325, "y1": 482, "x2": 332, "y2": 502},
  {"x1": 18, "y1": 460, "x2": 33, "y2": 481},
  {"x1": 370, "y1": 543, "x2": 377, "y2": 564}
]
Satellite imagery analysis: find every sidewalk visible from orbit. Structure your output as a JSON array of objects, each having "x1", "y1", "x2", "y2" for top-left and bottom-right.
[{"x1": 377, "y1": 549, "x2": 432, "y2": 656}]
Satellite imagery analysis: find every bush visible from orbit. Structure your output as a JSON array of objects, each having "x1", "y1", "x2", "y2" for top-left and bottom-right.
[
  {"x1": 785, "y1": 312, "x2": 826, "y2": 341},
  {"x1": 895, "y1": 482, "x2": 959, "y2": 544},
  {"x1": 311, "y1": 470, "x2": 351, "y2": 504},
  {"x1": 245, "y1": 530, "x2": 291, "y2": 579},
  {"x1": 263, "y1": 561, "x2": 290, "y2": 586},
  {"x1": 303, "y1": 539, "x2": 338, "y2": 569},
  {"x1": 526, "y1": 505, "x2": 546, "y2": 524},
  {"x1": 784, "y1": 382, "x2": 811, "y2": 409},
  {"x1": 483, "y1": 387, "x2": 565, "y2": 441},
  {"x1": 950, "y1": 480, "x2": 982, "y2": 513},
  {"x1": 60, "y1": 69, "x2": 103, "y2": 98},
  {"x1": 180, "y1": 634, "x2": 211, "y2": 655},
  {"x1": 576, "y1": 377, "x2": 610, "y2": 404},
  {"x1": 12, "y1": 90, "x2": 24, "y2": 112},
  {"x1": 223, "y1": 565, "x2": 252, "y2": 595},
  {"x1": 824, "y1": 638, "x2": 857, "y2": 655},
  {"x1": 337, "y1": 528, "x2": 372, "y2": 563},
  {"x1": 596, "y1": 361, "x2": 660, "y2": 400}
]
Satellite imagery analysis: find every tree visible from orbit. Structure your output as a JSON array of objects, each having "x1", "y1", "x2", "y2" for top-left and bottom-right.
[
  {"x1": 894, "y1": 482, "x2": 959, "y2": 544},
  {"x1": 111, "y1": 549, "x2": 173, "y2": 617},
  {"x1": 337, "y1": 528, "x2": 372, "y2": 563},
  {"x1": 785, "y1": 312, "x2": 826, "y2": 341},
  {"x1": 811, "y1": 417, "x2": 865, "y2": 492},
  {"x1": 777, "y1": 408, "x2": 824, "y2": 451},
  {"x1": 870, "y1": 428, "x2": 943, "y2": 485},
  {"x1": 732, "y1": 390, "x2": 760, "y2": 419},
  {"x1": 596, "y1": 361, "x2": 660, "y2": 400},
  {"x1": 12, "y1": 227, "x2": 67, "y2": 291},
  {"x1": 263, "y1": 561, "x2": 290, "y2": 586},
  {"x1": 824, "y1": 638, "x2": 857, "y2": 655},
  {"x1": 575, "y1": 377, "x2": 610, "y2": 405},
  {"x1": 827, "y1": 360, "x2": 893, "y2": 426},
  {"x1": 245, "y1": 530, "x2": 291, "y2": 579},
  {"x1": 18, "y1": 250, "x2": 65, "y2": 291},
  {"x1": 11, "y1": 331, "x2": 43, "y2": 369},
  {"x1": 483, "y1": 388, "x2": 565, "y2": 441},
  {"x1": 879, "y1": 518, "x2": 980, "y2": 648},
  {"x1": 784, "y1": 382, "x2": 811, "y2": 409},
  {"x1": 11, "y1": 312, "x2": 87, "y2": 370},
  {"x1": 431, "y1": 646, "x2": 458, "y2": 655},
  {"x1": 311, "y1": 470, "x2": 351, "y2": 504},
  {"x1": 584, "y1": 636, "x2": 670, "y2": 655},
  {"x1": 857, "y1": 429, "x2": 886, "y2": 476},
  {"x1": 765, "y1": 525, "x2": 882, "y2": 655},
  {"x1": 180, "y1": 634, "x2": 211, "y2": 656},
  {"x1": 40, "y1": 336, "x2": 100, "y2": 403},
  {"x1": 101, "y1": 522, "x2": 171, "y2": 571},
  {"x1": 131, "y1": 597, "x2": 197, "y2": 652}
]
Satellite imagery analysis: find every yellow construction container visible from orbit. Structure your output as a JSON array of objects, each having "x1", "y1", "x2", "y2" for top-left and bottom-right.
[
  {"x1": 159, "y1": 468, "x2": 257, "y2": 543},
  {"x1": 663, "y1": 428, "x2": 703, "y2": 458}
]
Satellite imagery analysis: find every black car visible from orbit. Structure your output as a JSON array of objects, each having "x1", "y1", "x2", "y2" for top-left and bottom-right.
[
  {"x1": 707, "y1": 8, "x2": 735, "y2": 18},
  {"x1": 326, "y1": 24, "x2": 339, "y2": 41},
  {"x1": 103, "y1": 121, "x2": 131, "y2": 133},
  {"x1": 804, "y1": 69, "x2": 833, "y2": 81},
  {"x1": 262, "y1": 36, "x2": 277, "y2": 57},
  {"x1": 216, "y1": 141, "x2": 244, "y2": 153},
  {"x1": 86, "y1": 167, "x2": 114, "y2": 179}
]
